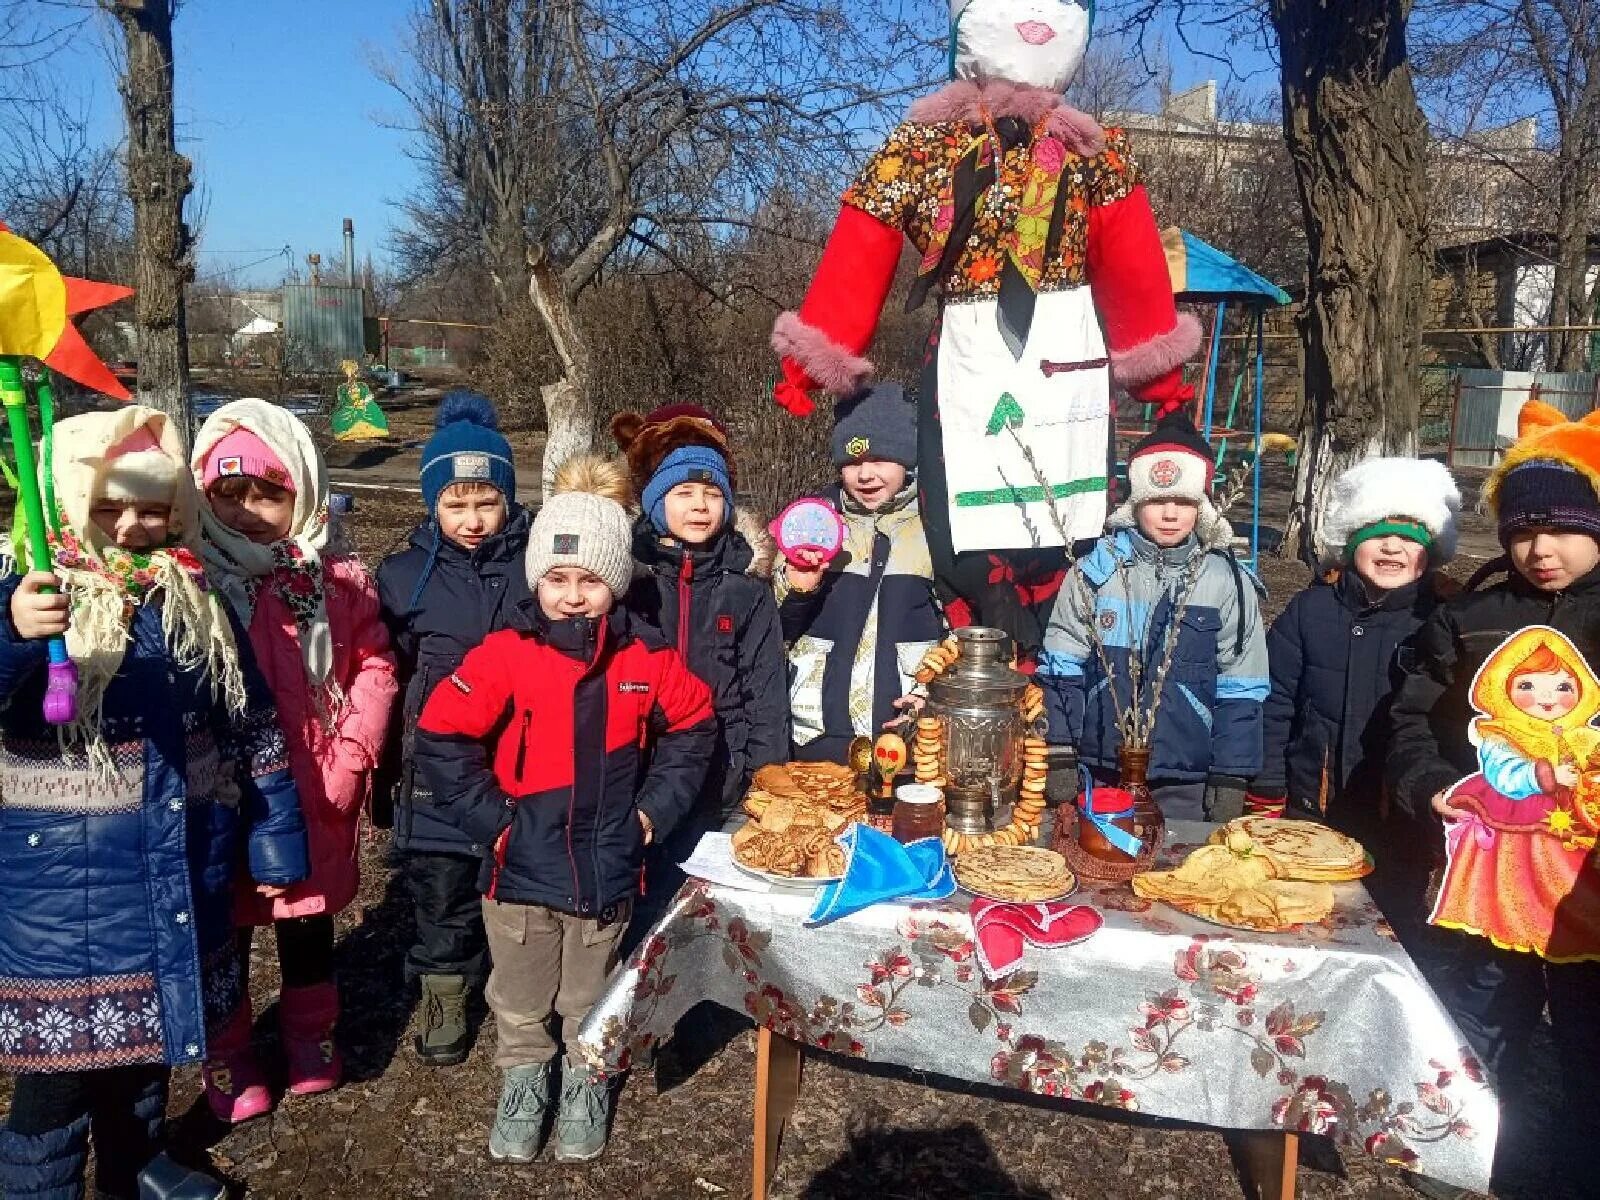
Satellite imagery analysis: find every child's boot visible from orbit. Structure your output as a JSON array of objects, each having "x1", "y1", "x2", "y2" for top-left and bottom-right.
[
  {"x1": 413, "y1": 973, "x2": 470, "y2": 1066},
  {"x1": 0, "y1": 1114, "x2": 90, "y2": 1200},
  {"x1": 552, "y1": 1065, "x2": 612, "y2": 1163},
  {"x1": 136, "y1": 1151, "x2": 227, "y2": 1199},
  {"x1": 279, "y1": 981, "x2": 341, "y2": 1096},
  {"x1": 201, "y1": 1001, "x2": 272, "y2": 1124},
  {"x1": 487, "y1": 1062, "x2": 553, "y2": 1163}
]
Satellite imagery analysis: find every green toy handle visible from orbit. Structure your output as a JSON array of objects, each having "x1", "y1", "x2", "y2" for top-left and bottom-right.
[{"x1": 0, "y1": 357, "x2": 77, "y2": 724}]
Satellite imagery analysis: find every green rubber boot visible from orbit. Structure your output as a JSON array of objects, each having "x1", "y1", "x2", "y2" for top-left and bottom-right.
[
  {"x1": 413, "y1": 973, "x2": 469, "y2": 1066},
  {"x1": 488, "y1": 1062, "x2": 554, "y2": 1163},
  {"x1": 552, "y1": 1067, "x2": 612, "y2": 1163}
]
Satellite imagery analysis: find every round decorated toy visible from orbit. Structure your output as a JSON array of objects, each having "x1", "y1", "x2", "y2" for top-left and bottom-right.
[
  {"x1": 771, "y1": 0, "x2": 1200, "y2": 654},
  {"x1": 770, "y1": 496, "x2": 847, "y2": 569}
]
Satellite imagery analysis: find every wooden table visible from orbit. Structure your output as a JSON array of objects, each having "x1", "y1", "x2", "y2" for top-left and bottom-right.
[{"x1": 751, "y1": 1026, "x2": 1300, "y2": 1200}]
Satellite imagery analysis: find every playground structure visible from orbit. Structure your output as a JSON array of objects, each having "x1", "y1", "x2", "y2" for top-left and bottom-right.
[{"x1": 1116, "y1": 229, "x2": 1295, "y2": 563}]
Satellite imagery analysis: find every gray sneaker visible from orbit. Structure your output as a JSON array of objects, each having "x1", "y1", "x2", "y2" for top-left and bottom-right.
[
  {"x1": 414, "y1": 973, "x2": 469, "y2": 1066},
  {"x1": 488, "y1": 1063, "x2": 553, "y2": 1163},
  {"x1": 552, "y1": 1067, "x2": 611, "y2": 1162}
]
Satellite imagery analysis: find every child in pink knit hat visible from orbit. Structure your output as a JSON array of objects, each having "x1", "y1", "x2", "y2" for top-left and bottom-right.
[{"x1": 191, "y1": 399, "x2": 398, "y2": 1123}]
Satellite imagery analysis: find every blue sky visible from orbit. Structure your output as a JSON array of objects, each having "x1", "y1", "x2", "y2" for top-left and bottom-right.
[{"x1": 51, "y1": 1, "x2": 1277, "y2": 290}]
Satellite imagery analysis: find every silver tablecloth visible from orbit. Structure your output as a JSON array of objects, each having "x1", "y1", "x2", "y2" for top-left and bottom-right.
[{"x1": 576, "y1": 823, "x2": 1496, "y2": 1191}]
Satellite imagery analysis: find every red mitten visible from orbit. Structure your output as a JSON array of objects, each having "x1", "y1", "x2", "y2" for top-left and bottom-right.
[
  {"x1": 771, "y1": 204, "x2": 902, "y2": 412},
  {"x1": 1087, "y1": 184, "x2": 1200, "y2": 412}
]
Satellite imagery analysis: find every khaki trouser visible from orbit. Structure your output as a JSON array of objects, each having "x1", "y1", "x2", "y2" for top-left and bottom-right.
[{"x1": 481, "y1": 896, "x2": 630, "y2": 1068}]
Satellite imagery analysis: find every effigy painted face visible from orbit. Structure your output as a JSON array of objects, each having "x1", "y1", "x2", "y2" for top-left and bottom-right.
[{"x1": 952, "y1": 0, "x2": 1092, "y2": 92}]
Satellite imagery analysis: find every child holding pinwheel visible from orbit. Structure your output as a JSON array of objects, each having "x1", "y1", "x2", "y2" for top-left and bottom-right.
[
  {"x1": 0, "y1": 406, "x2": 309, "y2": 1200},
  {"x1": 191, "y1": 398, "x2": 398, "y2": 1119}
]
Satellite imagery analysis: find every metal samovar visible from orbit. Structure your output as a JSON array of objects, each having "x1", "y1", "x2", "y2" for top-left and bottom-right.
[{"x1": 926, "y1": 627, "x2": 1029, "y2": 835}]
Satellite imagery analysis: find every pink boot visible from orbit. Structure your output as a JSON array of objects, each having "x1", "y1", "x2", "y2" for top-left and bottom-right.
[
  {"x1": 280, "y1": 982, "x2": 342, "y2": 1096},
  {"x1": 202, "y1": 1001, "x2": 273, "y2": 1123}
]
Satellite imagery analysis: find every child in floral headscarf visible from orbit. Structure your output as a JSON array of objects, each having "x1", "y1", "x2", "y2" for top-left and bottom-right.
[
  {"x1": 0, "y1": 406, "x2": 308, "y2": 1200},
  {"x1": 191, "y1": 398, "x2": 398, "y2": 1121}
]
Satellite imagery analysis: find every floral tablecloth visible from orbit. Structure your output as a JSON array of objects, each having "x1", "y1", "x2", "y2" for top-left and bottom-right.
[{"x1": 576, "y1": 823, "x2": 1496, "y2": 1192}]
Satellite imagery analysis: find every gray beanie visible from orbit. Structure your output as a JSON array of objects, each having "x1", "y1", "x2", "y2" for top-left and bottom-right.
[
  {"x1": 525, "y1": 491, "x2": 634, "y2": 597},
  {"x1": 831, "y1": 383, "x2": 918, "y2": 469}
]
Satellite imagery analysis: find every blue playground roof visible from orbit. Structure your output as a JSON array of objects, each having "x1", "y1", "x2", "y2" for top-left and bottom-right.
[{"x1": 1162, "y1": 228, "x2": 1292, "y2": 307}]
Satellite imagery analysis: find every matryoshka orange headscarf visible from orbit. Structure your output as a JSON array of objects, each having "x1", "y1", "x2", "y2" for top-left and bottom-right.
[{"x1": 1469, "y1": 626, "x2": 1600, "y2": 768}]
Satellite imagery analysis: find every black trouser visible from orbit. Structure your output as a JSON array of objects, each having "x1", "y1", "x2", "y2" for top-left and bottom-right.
[
  {"x1": 401, "y1": 850, "x2": 488, "y2": 984},
  {"x1": 1433, "y1": 942, "x2": 1600, "y2": 1191},
  {"x1": 5, "y1": 1065, "x2": 168, "y2": 1198},
  {"x1": 238, "y1": 913, "x2": 335, "y2": 990}
]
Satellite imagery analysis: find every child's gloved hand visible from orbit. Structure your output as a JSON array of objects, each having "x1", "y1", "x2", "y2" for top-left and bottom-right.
[
  {"x1": 1204, "y1": 775, "x2": 1249, "y2": 823},
  {"x1": 785, "y1": 548, "x2": 828, "y2": 594},
  {"x1": 10, "y1": 572, "x2": 68, "y2": 640}
]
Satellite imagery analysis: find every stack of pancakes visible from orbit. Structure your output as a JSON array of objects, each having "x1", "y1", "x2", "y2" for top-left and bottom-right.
[
  {"x1": 732, "y1": 762, "x2": 864, "y2": 878},
  {"x1": 954, "y1": 846, "x2": 1075, "y2": 902}
]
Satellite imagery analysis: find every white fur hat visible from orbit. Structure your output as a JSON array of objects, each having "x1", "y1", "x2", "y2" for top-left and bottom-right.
[{"x1": 1319, "y1": 457, "x2": 1462, "y2": 565}]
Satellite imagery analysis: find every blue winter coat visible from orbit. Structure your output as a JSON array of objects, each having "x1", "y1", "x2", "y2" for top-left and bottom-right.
[
  {"x1": 1256, "y1": 570, "x2": 1449, "y2": 834},
  {"x1": 376, "y1": 507, "x2": 533, "y2": 856},
  {"x1": 0, "y1": 576, "x2": 308, "y2": 1074},
  {"x1": 1038, "y1": 524, "x2": 1269, "y2": 782}
]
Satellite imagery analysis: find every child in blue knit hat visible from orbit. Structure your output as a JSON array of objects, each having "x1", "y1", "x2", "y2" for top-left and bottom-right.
[
  {"x1": 613, "y1": 405, "x2": 789, "y2": 875},
  {"x1": 375, "y1": 391, "x2": 532, "y2": 1068}
]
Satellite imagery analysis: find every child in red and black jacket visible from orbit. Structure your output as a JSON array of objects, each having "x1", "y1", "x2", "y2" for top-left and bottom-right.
[{"x1": 415, "y1": 459, "x2": 715, "y2": 1166}]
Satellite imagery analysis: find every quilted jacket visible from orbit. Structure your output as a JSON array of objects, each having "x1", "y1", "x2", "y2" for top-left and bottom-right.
[{"x1": 0, "y1": 576, "x2": 309, "y2": 1073}]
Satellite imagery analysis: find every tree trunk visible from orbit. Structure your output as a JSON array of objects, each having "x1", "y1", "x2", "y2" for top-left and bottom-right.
[
  {"x1": 108, "y1": 0, "x2": 192, "y2": 446},
  {"x1": 1548, "y1": 147, "x2": 1594, "y2": 372},
  {"x1": 528, "y1": 247, "x2": 593, "y2": 501},
  {"x1": 1272, "y1": 0, "x2": 1430, "y2": 563}
]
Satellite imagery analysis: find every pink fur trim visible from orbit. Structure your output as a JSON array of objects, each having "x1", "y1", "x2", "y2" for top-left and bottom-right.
[
  {"x1": 906, "y1": 79, "x2": 1105, "y2": 157},
  {"x1": 1111, "y1": 312, "x2": 1204, "y2": 389},
  {"x1": 770, "y1": 311, "x2": 875, "y2": 396}
]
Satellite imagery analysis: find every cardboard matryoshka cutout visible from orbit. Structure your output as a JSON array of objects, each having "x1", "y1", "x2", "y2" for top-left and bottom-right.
[{"x1": 1433, "y1": 625, "x2": 1600, "y2": 962}]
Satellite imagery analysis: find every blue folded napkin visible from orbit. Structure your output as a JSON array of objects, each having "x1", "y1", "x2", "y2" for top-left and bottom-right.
[{"x1": 807, "y1": 823, "x2": 955, "y2": 926}]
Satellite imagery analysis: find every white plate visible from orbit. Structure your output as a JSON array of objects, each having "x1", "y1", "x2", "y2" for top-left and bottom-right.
[
  {"x1": 957, "y1": 874, "x2": 1078, "y2": 905},
  {"x1": 732, "y1": 859, "x2": 843, "y2": 890}
]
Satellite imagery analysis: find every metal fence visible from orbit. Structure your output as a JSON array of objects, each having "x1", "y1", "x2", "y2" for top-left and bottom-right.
[{"x1": 1446, "y1": 370, "x2": 1600, "y2": 468}]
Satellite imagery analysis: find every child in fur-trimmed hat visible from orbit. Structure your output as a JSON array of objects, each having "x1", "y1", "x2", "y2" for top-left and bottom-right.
[
  {"x1": 613, "y1": 405, "x2": 789, "y2": 841},
  {"x1": 1251, "y1": 456, "x2": 1460, "y2": 954}
]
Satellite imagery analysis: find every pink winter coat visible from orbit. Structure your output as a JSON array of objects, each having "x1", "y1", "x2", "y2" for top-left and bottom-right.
[{"x1": 235, "y1": 555, "x2": 398, "y2": 923}]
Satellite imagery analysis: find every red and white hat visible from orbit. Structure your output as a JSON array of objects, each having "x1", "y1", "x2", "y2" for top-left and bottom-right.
[{"x1": 1112, "y1": 411, "x2": 1228, "y2": 542}]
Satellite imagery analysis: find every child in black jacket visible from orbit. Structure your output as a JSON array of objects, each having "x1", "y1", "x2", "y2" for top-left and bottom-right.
[{"x1": 613, "y1": 405, "x2": 788, "y2": 827}]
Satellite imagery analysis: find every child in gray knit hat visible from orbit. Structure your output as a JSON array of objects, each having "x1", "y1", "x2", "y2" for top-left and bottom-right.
[
  {"x1": 777, "y1": 383, "x2": 947, "y2": 760},
  {"x1": 415, "y1": 456, "x2": 716, "y2": 1164}
]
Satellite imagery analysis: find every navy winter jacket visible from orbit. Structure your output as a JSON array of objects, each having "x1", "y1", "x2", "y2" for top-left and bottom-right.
[
  {"x1": 1256, "y1": 570, "x2": 1449, "y2": 834},
  {"x1": 625, "y1": 517, "x2": 788, "y2": 817},
  {"x1": 413, "y1": 604, "x2": 716, "y2": 916},
  {"x1": 376, "y1": 507, "x2": 533, "y2": 856},
  {"x1": 0, "y1": 577, "x2": 308, "y2": 1074},
  {"x1": 776, "y1": 485, "x2": 945, "y2": 763}
]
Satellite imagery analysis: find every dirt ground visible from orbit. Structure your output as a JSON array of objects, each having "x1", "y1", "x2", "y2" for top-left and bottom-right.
[{"x1": 13, "y1": 385, "x2": 1560, "y2": 1199}]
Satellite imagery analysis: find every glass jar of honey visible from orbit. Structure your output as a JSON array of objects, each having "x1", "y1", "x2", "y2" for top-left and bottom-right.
[{"x1": 893, "y1": 784, "x2": 946, "y2": 844}]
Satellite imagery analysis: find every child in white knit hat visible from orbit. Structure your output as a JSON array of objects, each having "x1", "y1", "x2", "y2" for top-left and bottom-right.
[{"x1": 415, "y1": 456, "x2": 716, "y2": 1164}]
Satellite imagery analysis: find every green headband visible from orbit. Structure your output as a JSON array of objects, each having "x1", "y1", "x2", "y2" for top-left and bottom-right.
[
  {"x1": 1346, "y1": 519, "x2": 1433, "y2": 557},
  {"x1": 947, "y1": 1, "x2": 1096, "y2": 80}
]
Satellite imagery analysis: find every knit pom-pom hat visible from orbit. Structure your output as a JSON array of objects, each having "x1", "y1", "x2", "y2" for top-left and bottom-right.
[
  {"x1": 1486, "y1": 401, "x2": 1600, "y2": 546},
  {"x1": 420, "y1": 391, "x2": 516, "y2": 512},
  {"x1": 526, "y1": 455, "x2": 634, "y2": 597},
  {"x1": 1320, "y1": 457, "x2": 1461, "y2": 566}
]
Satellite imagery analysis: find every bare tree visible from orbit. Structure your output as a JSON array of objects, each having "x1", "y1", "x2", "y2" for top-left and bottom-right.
[
  {"x1": 382, "y1": 0, "x2": 935, "y2": 494},
  {"x1": 101, "y1": 0, "x2": 193, "y2": 440},
  {"x1": 1415, "y1": 0, "x2": 1600, "y2": 371},
  {"x1": 1114, "y1": 0, "x2": 1431, "y2": 561}
]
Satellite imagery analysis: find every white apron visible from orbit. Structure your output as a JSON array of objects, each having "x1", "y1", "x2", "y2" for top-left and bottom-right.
[{"x1": 937, "y1": 284, "x2": 1110, "y2": 554}]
